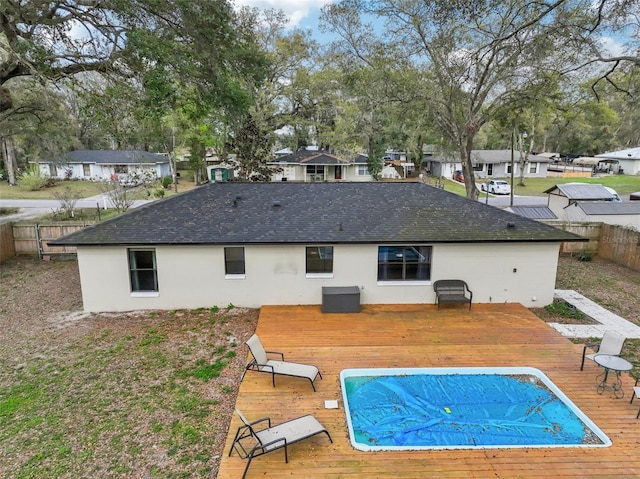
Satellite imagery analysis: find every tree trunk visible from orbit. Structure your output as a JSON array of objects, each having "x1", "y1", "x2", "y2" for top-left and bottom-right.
[
  {"x1": 518, "y1": 126, "x2": 535, "y2": 187},
  {"x1": 461, "y1": 133, "x2": 479, "y2": 201},
  {"x1": 1, "y1": 136, "x2": 18, "y2": 185}
]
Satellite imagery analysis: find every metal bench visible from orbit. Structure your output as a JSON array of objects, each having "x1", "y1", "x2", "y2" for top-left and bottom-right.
[{"x1": 433, "y1": 280, "x2": 473, "y2": 310}]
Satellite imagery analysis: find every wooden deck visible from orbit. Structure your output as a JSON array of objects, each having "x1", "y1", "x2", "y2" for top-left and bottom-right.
[{"x1": 218, "y1": 304, "x2": 640, "y2": 478}]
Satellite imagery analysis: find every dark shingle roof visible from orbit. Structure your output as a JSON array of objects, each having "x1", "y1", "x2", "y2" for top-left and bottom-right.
[
  {"x1": 50, "y1": 182, "x2": 585, "y2": 246},
  {"x1": 45, "y1": 150, "x2": 169, "y2": 165}
]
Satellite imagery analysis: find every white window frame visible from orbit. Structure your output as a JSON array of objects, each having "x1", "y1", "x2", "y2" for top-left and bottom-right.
[
  {"x1": 357, "y1": 165, "x2": 370, "y2": 176},
  {"x1": 306, "y1": 246, "x2": 334, "y2": 278},
  {"x1": 377, "y1": 245, "x2": 432, "y2": 283},
  {"x1": 128, "y1": 248, "x2": 159, "y2": 295},
  {"x1": 224, "y1": 247, "x2": 246, "y2": 279}
]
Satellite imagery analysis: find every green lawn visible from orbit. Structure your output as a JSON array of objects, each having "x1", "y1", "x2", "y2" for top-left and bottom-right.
[
  {"x1": 1, "y1": 173, "x2": 198, "y2": 200},
  {"x1": 510, "y1": 175, "x2": 640, "y2": 197},
  {"x1": 0, "y1": 180, "x2": 104, "y2": 199},
  {"x1": 4, "y1": 173, "x2": 639, "y2": 200},
  {"x1": 434, "y1": 175, "x2": 640, "y2": 198}
]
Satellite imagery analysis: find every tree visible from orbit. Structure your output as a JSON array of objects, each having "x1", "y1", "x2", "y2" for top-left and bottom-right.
[
  {"x1": 0, "y1": 78, "x2": 79, "y2": 184},
  {"x1": 228, "y1": 114, "x2": 274, "y2": 181},
  {"x1": 1, "y1": 0, "x2": 268, "y2": 178},
  {"x1": 323, "y1": 0, "x2": 638, "y2": 198},
  {"x1": 99, "y1": 181, "x2": 136, "y2": 213}
]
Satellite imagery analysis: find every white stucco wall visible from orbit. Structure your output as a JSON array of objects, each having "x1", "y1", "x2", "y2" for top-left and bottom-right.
[{"x1": 77, "y1": 242, "x2": 560, "y2": 312}]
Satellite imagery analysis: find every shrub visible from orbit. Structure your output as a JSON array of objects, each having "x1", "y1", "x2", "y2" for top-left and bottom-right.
[
  {"x1": 577, "y1": 249, "x2": 593, "y2": 261},
  {"x1": 162, "y1": 176, "x2": 172, "y2": 189},
  {"x1": 18, "y1": 165, "x2": 49, "y2": 191},
  {"x1": 544, "y1": 300, "x2": 586, "y2": 319},
  {"x1": 52, "y1": 186, "x2": 81, "y2": 218}
]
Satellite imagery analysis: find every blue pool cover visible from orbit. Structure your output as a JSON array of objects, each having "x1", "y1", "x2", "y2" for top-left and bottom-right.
[{"x1": 344, "y1": 372, "x2": 605, "y2": 449}]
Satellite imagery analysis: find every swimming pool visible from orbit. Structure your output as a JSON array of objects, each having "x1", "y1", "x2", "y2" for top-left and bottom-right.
[{"x1": 340, "y1": 367, "x2": 611, "y2": 451}]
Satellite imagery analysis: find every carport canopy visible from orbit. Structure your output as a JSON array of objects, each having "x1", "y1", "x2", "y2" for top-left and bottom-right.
[{"x1": 572, "y1": 157, "x2": 600, "y2": 166}]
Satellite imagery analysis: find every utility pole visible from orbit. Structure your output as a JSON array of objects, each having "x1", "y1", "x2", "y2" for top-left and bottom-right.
[
  {"x1": 510, "y1": 127, "x2": 515, "y2": 207},
  {"x1": 171, "y1": 128, "x2": 178, "y2": 194}
]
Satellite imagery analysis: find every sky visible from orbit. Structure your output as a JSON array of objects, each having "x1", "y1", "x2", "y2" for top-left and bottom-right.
[
  {"x1": 235, "y1": 1, "x2": 628, "y2": 55},
  {"x1": 234, "y1": 0, "x2": 333, "y2": 31}
]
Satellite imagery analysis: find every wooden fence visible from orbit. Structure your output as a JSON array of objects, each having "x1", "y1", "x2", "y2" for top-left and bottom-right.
[
  {"x1": 6, "y1": 223, "x2": 91, "y2": 259},
  {"x1": 551, "y1": 221, "x2": 640, "y2": 272},
  {"x1": 2, "y1": 221, "x2": 638, "y2": 272},
  {"x1": 0, "y1": 223, "x2": 16, "y2": 262},
  {"x1": 598, "y1": 223, "x2": 640, "y2": 271},
  {"x1": 552, "y1": 222, "x2": 602, "y2": 255}
]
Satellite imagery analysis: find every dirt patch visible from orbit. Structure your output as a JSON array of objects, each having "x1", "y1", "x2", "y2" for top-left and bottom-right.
[
  {"x1": 2, "y1": 253, "x2": 639, "y2": 477},
  {"x1": 0, "y1": 257, "x2": 258, "y2": 478}
]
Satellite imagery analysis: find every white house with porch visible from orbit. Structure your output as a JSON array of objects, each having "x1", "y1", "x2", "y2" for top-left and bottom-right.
[
  {"x1": 35, "y1": 150, "x2": 171, "y2": 182},
  {"x1": 269, "y1": 150, "x2": 373, "y2": 182},
  {"x1": 426, "y1": 150, "x2": 552, "y2": 179}
]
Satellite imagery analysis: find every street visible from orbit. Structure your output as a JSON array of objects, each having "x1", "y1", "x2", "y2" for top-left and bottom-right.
[{"x1": 0, "y1": 194, "x2": 151, "y2": 224}]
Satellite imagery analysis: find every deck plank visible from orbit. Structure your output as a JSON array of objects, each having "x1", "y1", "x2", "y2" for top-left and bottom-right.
[{"x1": 218, "y1": 303, "x2": 640, "y2": 478}]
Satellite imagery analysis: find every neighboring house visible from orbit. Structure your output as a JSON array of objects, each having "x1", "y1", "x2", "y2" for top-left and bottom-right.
[
  {"x1": 35, "y1": 150, "x2": 171, "y2": 182},
  {"x1": 595, "y1": 147, "x2": 640, "y2": 175},
  {"x1": 206, "y1": 166, "x2": 234, "y2": 183},
  {"x1": 269, "y1": 149, "x2": 373, "y2": 182},
  {"x1": 49, "y1": 182, "x2": 584, "y2": 313},
  {"x1": 274, "y1": 147, "x2": 293, "y2": 157},
  {"x1": 563, "y1": 201, "x2": 640, "y2": 228},
  {"x1": 426, "y1": 150, "x2": 552, "y2": 179},
  {"x1": 544, "y1": 183, "x2": 640, "y2": 226},
  {"x1": 383, "y1": 150, "x2": 415, "y2": 177},
  {"x1": 381, "y1": 164, "x2": 401, "y2": 179}
]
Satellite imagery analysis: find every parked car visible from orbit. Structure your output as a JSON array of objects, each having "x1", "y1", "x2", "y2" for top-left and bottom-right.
[
  {"x1": 453, "y1": 170, "x2": 464, "y2": 182},
  {"x1": 481, "y1": 180, "x2": 511, "y2": 195},
  {"x1": 604, "y1": 186, "x2": 622, "y2": 202}
]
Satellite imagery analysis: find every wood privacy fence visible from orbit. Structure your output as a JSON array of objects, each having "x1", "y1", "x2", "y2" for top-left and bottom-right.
[
  {"x1": 0, "y1": 223, "x2": 16, "y2": 262},
  {"x1": 553, "y1": 222, "x2": 602, "y2": 254},
  {"x1": 1, "y1": 223, "x2": 91, "y2": 260},
  {"x1": 552, "y1": 221, "x2": 640, "y2": 272},
  {"x1": 1, "y1": 221, "x2": 638, "y2": 272},
  {"x1": 598, "y1": 223, "x2": 640, "y2": 271}
]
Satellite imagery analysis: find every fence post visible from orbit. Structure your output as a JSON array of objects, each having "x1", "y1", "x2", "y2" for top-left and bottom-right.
[{"x1": 34, "y1": 224, "x2": 43, "y2": 259}]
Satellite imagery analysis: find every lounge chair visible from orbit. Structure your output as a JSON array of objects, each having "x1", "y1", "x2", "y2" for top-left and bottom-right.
[
  {"x1": 229, "y1": 409, "x2": 333, "y2": 479},
  {"x1": 580, "y1": 330, "x2": 626, "y2": 371},
  {"x1": 242, "y1": 334, "x2": 321, "y2": 391},
  {"x1": 631, "y1": 378, "x2": 640, "y2": 419}
]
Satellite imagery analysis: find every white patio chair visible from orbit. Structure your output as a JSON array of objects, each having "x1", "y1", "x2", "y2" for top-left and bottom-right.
[
  {"x1": 631, "y1": 378, "x2": 640, "y2": 419},
  {"x1": 580, "y1": 330, "x2": 626, "y2": 371}
]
